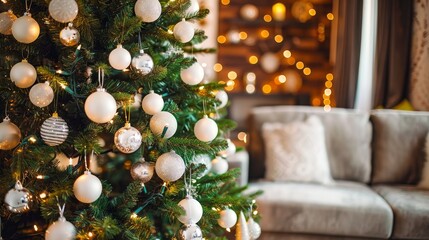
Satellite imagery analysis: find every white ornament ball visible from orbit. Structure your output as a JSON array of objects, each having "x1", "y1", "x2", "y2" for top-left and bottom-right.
[
  {"x1": 173, "y1": 18, "x2": 195, "y2": 43},
  {"x1": 4, "y1": 181, "x2": 32, "y2": 213},
  {"x1": 29, "y1": 82, "x2": 54, "y2": 108},
  {"x1": 135, "y1": 0, "x2": 162, "y2": 23},
  {"x1": 240, "y1": 4, "x2": 259, "y2": 20},
  {"x1": 84, "y1": 88, "x2": 117, "y2": 123},
  {"x1": 114, "y1": 123, "x2": 142, "y2": 154},
  {"x1": 45, "y1": 217, "x2": 76, "y2": 240},
  {"x1": 12, "y1": 13, "x2": 40, "y2": 44},
  {"x1": 109, "y1": 44, "x2": 131, "y2": 70},
  {"x1": 260, "y1": 52, "x2": 280, "y2": 73},
  {"x1": 218, "y1": 139, "x2": 236, "y2": 157},
  {"x1": 49, "y1": 0, "x2": 78, "y2": 23},
  {"x1": 73, "y1": 171, "x2": 102, "y2": 203},
  {"x1": 0, "y1": 10, "x2": 17, "y2": 35},
  {"x1": 0, "y1": 117, "x2": 21, "y2": 150},
  {"x1": 41, "y1": 113, "x2": 69, "y2": 146},
  {"x1": 180, "y1": 62, "x2": 204, "y2": 86},
  {"x1": 178, "y1": 223, "x2": 203, "y2": 240},
  {"x1": 185, "y1": 0, "x2": 200, "y2": 15},
  {"x1": 217, "y1": 208, "x2": 237, "y2": 229},
  {"x1": 59, "y1": 23, "x2": 80, "y2": 46},
  {"x1": 178, "y1": 197, "x2": 203, "y2": 224},
  {"x1": 132, "y1": 49, "x2": 154, "y2": 75},
  {"x1": 142, "y1": 90, "x2": 164, "y2": 115},
  {"x1": 192, "y1": 154, "x2": 212, "y2": 178},
  {"x1": 211, "y1": 156, "x2": 228, "y2": 174},
  {"x1": 150, "y1": 111, "x2": 177, "y2": 138},
  {"x1": 10, "y1": 59, "x2": 37, "y2": 88},
  {"x1": 214, "y1": 90, "x2": 228, "y2": 109},
  {"x1": 155, "y1": 151, "x2": 185, "y2": 182},
  {"x1": 247, "y1": 217, "x2": 262, "y2": 240},
  {"x1": 194, "y1": 115, "x2": 218, "y2": 142}
]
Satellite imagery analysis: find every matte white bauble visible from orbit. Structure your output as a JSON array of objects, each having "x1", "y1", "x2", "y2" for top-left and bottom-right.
[
  {"x1": 45, "y1": 217, "x2": 76, "y2": 240},
  {"x1": 240, "y1": 4, "x2": 259, "y2": 20},
  {"x1": 211, "y1": 156, "x2": 228, "y2": 175},
  {"x1": 84, "y1": 88, "x2": 117, "y2": 123},
  {"x1": 12, "y1": 13, "x2": 40, "y2": 44},
  {"x1": 155, "y1": 151, "x2": 185, "y2": 182},
  {"x1": 185, "y1": 0, "x2": 200, "y2": 15},
  {"x1": 73, "y1": 171, "x2": 102, "y2": 203},
  {"x1": 150, "y1": 111, "x2": 177, "y2": 138},
  {"x1": 29, "y1": 82, "x2": 54, "y2": 108},
  {"x1": 218, "y1": 208, "x2": 237, "y2": 229},
  {"x1": 49, "y1": 0, "x2": 78, "y2": 23},
  {"x1": 142, "y1": 90, "x2": 164, "y2": 115},
  {"x1": 247, "y1": 216, "x2": 262, "y2": 240},
  {"x1": 178, "y1": 197, "x2": 203, "y2": 224},
  {"x1": 194, "y1": 115, "x2": 218, "y2": 142},
  {"x1": 214, "y1": 90, "x2": 228, "y2": 109},
  {"x1": 0, "y1": 117, "x2": 21, "y2": 150},
  {"x1": 173, "y1": 18, "x2": 195, "y2": 43},
  {"x1": 109, "y1": 44, "x2": 131, "y2": 70},
  {"x1": 192, "y1": 154, "x2": 212, "y2": 178},
  {"x1": 260, "y1": 52, "x2": 280, "y2": 73},
  {"x1": 10, "y1": 59, "x2": 37, "y2": 88},
  {"x1": 180, "y1": 62, "x2": 204, "y2": 86},
  {"x1": 134, "y1": 0, "x2": 162, "y2": 23},
  {"x1": 0, "y1": 10, "x2": 17, "y2": 35},
  {"x1": 218, "y1": 139, "x2": 236, "y2": 157}
]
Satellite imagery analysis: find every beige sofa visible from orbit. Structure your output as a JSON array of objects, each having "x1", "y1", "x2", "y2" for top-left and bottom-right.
[{"x1": 247, "y1": 106, "x2": 429, "y2": 239}]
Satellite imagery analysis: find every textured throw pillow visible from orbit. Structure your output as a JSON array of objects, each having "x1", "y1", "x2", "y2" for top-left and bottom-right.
[
  {"x1": 262, "y1": 116, "x2": 333, "y2": 184},
  {"x1": 418, "y1": 132, "x2": 429, "y2": 189}
]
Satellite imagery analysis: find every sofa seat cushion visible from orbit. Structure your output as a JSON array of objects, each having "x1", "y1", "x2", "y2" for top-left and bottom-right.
[
  {"x1": 373, "y1": 185, "x2": 429, "y2": 239},
  {"x1": 248, "y1": 180, "x2": 393, "y2": 238}
]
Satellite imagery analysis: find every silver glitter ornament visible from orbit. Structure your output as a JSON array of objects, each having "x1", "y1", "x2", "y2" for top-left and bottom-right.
[
  {"x1": 114, "y1": 122, "x2": 142, "y2": 154},
  {"x1": 178, "y1": 224, "x2": 203, "y2": 240},
  {"x1": 132, "y1": 49, "x2": 154, "y2": 75},
  {"x1": 41, "y1": 112, "x2": 69, "y2": 146},
  {"x1": 130, "y1": 158, "x2": 154, "y2": 184},
  {"x1": 59, "y1": 23, "x2": 80, "y2": 46},
  {"x1": 4, "y1": 181, "x2": 33, "y2": 213}
]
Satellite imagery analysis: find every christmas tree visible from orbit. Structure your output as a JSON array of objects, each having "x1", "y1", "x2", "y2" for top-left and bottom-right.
[{"x1": 0, "y1": 0, "x2": 261, "y2": 239}]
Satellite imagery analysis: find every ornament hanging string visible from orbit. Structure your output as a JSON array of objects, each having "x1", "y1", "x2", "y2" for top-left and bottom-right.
[
  {"x1": 83, "y1": 148, "x2": 89, "y2": 171},
  {"x1": 98, "y1": 68, "x2": 105, "y2": 88},
  {"x1": 123, "y1": 101, "x2": 131, "y2": 123},
  {"x1": 25, "y1": 0, "x2": 33, "y2": 13},
  {"x1": 202, "y1": 99, "x2": 207, "y2": 115},
  {"x1": 21, "y1": 46, "x2": 30, "y2": 60},
  {"x1": 184, "y1": 167, "x2": 193, "y2": 197},
  {"x1": 4, "y1": 102, "x2": 8, "y2": 119},
  {"x1": 138, "y1": 32, "x2": 142, "y2": 50}
]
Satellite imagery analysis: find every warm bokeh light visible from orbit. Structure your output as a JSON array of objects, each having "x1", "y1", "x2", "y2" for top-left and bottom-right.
[
  {"x1": 312, "y1": 98, "x2": 321, "y2": 106},
  {"x1": 213, "y1": 63, "x2": 223, "y2": 72},
  {"x1": 218, "y1": 80, "x2": 225, "y2": 85},
  {"x1": 274, "y1": 34, "x2": 283, "y2": 43},
  {"x1": 246, "y1": 84, "x2": 256, "y2": 94},
  {"x1": 264, "y1": 14, "x2": 272, "y2": 22},
  {"x1": 325, "y1": 81, "x2": 333, "y2": 88},
  {"x1": 324, "y1": 89, "x2": 332, "y2": 96},
  {"x1": 262, "y1": 84, "x2": 272, "y2": 94},
  {"x1": 221, "y1": 0, "x2": 230, "y2": 5},
  {"x1": 39, "y1": 192, "x2": 47, "y2": 199},
  {"x1": 272, "y1": 3, "x2": 286, "y2": 21},
  {"x1": 323, "y1": 94, "x2": 330, "y2": 100},
  {"x1": 324, "y1": 105, "x2": 332, "y2": 112},
  {"x1": 296, "y1": 61, "x2": 304, "y2": 70},
  {"x1": 228, "y1": 71, "x2": 237, "y2": 79},
  {"x1": 324, "y1": 99, "x2": 331, "y2": 105},
  {"x1": 303, "y1": 67, "x2": 311, "y2": 75},
  {"x1": 238, "y1": 132, "x2": 248, "y2": 143},
  {"x1": 225, "y1": 84, "x2": 234, "y2": 91},
  {"x1": 283, "y1": 50, "x2": 292, "y2": 58},
  {"x1": 287, "y1": 57, "x2": 296, "y2": 65},
  {"x1": 239, "y1": 31, "x2": 248, "y2": 40},
  {"x1": 278, "y1": 75, "x2": 286, "y2": 83},
  {"x1": 217, "y1": 35, "x2": 227, "y2": 44},
  {"x1": 260, "y1": 29, "x2": 270, "y2": 38},
  {"x1": 309, "y1": 9, "x2": 316, "y2": 16},
  {"x1": 245, "y1": 72, "x2": 256, "y2": 83},
  {"x1": 327, "y1": 13, "x2": 334, "y2": 20},
  {"x1": 249, "y1": 55, "x2": 259, "y2": 64},
  {"x1": 326, "y1": 73, "x2": 334, "y2": 81},
  {"x1": 227, "y1": 80, "x2": 235, "y2": 87}
]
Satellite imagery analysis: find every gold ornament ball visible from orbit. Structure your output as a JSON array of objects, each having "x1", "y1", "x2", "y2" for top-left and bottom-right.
[
  {"x1": 0, "y1": 10, "x2": 17, "y2": 35},
  {"x1": 12, "y1": 13, "x2": 40, "y2": 44},
  {"x1": 0, "y1": 117, "x2": 21, "y2": 150},
  {"x1": 59, "y1": 23, "x2": 80, "y2": 46},
  {"x1": 10, "y1": 59, "x2": 37, "y2": 88}
]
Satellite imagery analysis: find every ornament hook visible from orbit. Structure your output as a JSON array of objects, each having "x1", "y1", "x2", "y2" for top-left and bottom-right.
[{"x1": 98, "y1": 68, "x2": 105, "y2": 88}]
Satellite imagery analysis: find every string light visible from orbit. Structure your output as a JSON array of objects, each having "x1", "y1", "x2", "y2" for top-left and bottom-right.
[
  {"x1": 283, "y1": 50, "x2": 292, "y2": 58},
  {"x1": 217, "y1": 35, "x2": 227, "y2": 44},
  {"x1": 213, "y1": 63, "x2": 223, "y2": 72},
  {"x1": 227, "y1": 71, "x2": 237, "y2": 80},
  {"x1": 296, "y1": 61, "x2": 304, "y2": 70},
  {"x1": 309, "y1": 9, "x2": 316, "y2": 16},
  {"x1": 239, "y1": 31, "x2": 248, "y2": 40},
  {"x1": 39, "y1": 192, "x2": 47, "y2": 199},
  {"x1": 246, "y1": 85, "x2": 255, "y2": 94},
  {"x1": 274, "y1": 35, "x2": 283, "y2": 43},
  {"x1": 33, "y1": 225, "x2": 38, "y2": 231},
  {"x1": 323, "y1": 73, "x2": 334, "y2": 112},
  {"x1": 327, "y1": 13, "x2": 334, "y2": 20},
  {"x1": 303, "y1": 67, "x2": 311, "y2": 75},
  {"x1": 278, "y1": 75, "x2": 286, "y2": 83},
  {"x1": 262, "y1": 84, "x2": 272, "y2": 94},
  {"x1": 221, "y1": 0, "x2": 230, "y2": 5},
  {"x1": 263, "y1": 15, "x2": 272, "y2": 22},
  {"x1": 249, "y1": 56, "x2": 258, "y2": 64},
  {"x1": 260, "y1": 30, "x2": 270, "y2": 38}
]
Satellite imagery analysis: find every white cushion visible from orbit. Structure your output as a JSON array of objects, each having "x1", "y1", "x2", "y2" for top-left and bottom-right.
[
  {"x1": 418, "y1": 132, "x2": 429, "y2": 188},
  {"x1": 262, "y1": 116, "x2": 332, "y2": 184}
]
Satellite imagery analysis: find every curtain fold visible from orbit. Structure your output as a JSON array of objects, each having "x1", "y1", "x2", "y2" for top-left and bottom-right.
[
  {"x1": 333, "y1": 0, "x2": 363, "y2": 108},
  {"x1": 373, "y1": 0, "x2": 413, "y2": 108}
]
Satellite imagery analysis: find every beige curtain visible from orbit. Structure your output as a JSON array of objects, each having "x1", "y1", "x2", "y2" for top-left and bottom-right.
[{"x1": 409, "y1": 0, "x2": 429, "y2": 110}]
